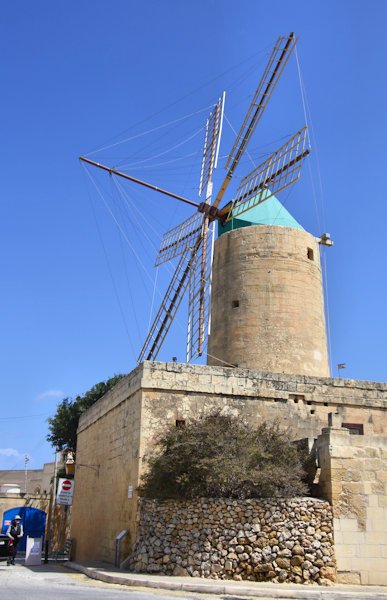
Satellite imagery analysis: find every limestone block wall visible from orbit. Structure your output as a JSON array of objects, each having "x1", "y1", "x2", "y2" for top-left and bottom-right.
[
  {"x1": 140, "y1": 363, "x2": 387, "y2": 446},
  {"x1": 0, "y1": 462, "x2": 55, "y2": 495},
  {"x1": 70, "y1": 368, "x2": 143, "y2": 562},
  {"x1": 208, "y1": 226, "x2": 329, "y2": 377},
  {"x1": 130, "y1": 498, "x2": 335, "y2": 584},
  {"x1": 316, "y1": 422, "x2": 387, "y2": 585}
]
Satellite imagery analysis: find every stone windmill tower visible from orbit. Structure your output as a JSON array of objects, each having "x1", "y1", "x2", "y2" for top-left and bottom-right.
[{"x1": 207, "y1": 196, "x2": 331, "y2": 377}]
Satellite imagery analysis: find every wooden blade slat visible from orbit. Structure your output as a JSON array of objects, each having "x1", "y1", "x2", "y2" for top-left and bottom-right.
[
  {"x1": 213, "y1": 33, "x2": 297, "y2": 210},
  {"x1": 225, "y1": 34, "x2": 297, "y2": 174},
  {"x1": 138, "y1": 239, "x2": 202, "y2": 363},
  {"x1": 186, "y1": 220, "x2": 213, "y2": 362},
  {"x1": 199, "y1": 93, "x2": 225, "y2": 198}
]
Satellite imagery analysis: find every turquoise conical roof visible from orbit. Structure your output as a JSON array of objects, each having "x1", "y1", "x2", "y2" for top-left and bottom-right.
[{"x1": 218, "y1": 192, "x2": 304, "y2": 237}]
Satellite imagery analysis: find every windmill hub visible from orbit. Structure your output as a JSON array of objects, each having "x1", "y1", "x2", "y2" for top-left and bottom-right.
[{"x1": 197, "y1": 202, "x2": 221, "y2": 221}]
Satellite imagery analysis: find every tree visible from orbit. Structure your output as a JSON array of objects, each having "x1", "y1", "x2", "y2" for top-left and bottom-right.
[
  {"x1": 47, "y1": 374, "x2": 124, "y2": 452},
  {"x1": 141, "y1": 412, "x2": 308, "y2": 499}
]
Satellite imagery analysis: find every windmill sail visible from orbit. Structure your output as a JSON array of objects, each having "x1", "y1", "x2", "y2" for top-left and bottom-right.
[
  {"x1": 199, "y1": 93, "x2": 225, "y2": 198},
  {"x1": 155, "y1": 212, "x2": 204, "y2": 266},
  {"x1": 223, "y1": 127, "x2": 309, "y2": 221},
  {"x1": 213, "y1": 33, "x2": 297, "y2": 209},
  {"x1": 186, "y1": 220, "x2": 213, "y2": 361},
  {"x1": 225, "y1": 33, "x2": 297, "y2": 173},
  {"x1": 138, "y1": 240, "x2": 201, "y2": 363}
]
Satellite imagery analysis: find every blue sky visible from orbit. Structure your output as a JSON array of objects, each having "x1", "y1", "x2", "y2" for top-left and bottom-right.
[{"x1": 1, "y1": 0, "x2": 386, "y2": 470}]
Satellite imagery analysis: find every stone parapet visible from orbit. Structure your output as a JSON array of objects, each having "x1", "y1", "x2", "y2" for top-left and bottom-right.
[
  {"x1": 141, "y1": 362, "x2": 387, "y2": 405},
  {"x1": 78, "y1": 362, "x2": 387, "y2": 437},
  {"x1": 140, "y1": 362, "x2": 387, "y2": 439}
]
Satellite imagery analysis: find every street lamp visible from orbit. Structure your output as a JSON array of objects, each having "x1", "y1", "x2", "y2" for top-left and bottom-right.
[{"x1": 64, "y1": 451, "x2": 75, "y2": 477}]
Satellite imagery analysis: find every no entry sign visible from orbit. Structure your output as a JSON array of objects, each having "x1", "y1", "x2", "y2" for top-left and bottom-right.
[{"x1": 56, "y1": 477, "x2": 75, "y2": 505}]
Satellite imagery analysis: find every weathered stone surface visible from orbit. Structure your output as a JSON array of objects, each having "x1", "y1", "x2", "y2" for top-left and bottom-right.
[
  {"x1": 276, "y1": 557, "x2": 290, "y2": 569},
  {"x1": 208, "y1": 227, "x2": 330, "y2": 377},
  {"x1": 128, "y1": 497, "x2": 335, "y2": 585},
  {"x1": 320, "y1": 565, "x2": 336, "y2": 582},
  {"x1": 291, "y1": 555, "x2": 303, "y2": 567}
]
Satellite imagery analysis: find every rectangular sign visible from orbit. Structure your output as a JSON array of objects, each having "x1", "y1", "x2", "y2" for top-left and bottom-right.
[
  {"x1": 25, "y1": 536, "x2": 42, "y2": 566},
  {"x1": 56, "y1": 478, "x2": 75, "y2": 506}
]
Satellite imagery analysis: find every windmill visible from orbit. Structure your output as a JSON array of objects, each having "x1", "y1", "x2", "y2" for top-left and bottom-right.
[{"x1": 80, "y1": 32, "x2": 310, "y2": 365}]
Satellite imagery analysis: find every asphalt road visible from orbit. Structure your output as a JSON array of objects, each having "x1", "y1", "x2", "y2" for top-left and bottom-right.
[{"x1": 0, "y1": 561, "x2": 242, "y2": 600}]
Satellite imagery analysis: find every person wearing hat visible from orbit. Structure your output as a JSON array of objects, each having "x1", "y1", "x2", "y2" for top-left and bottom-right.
[{"x1": 6, "y1": 515, "x2": 24, "y2": 565}]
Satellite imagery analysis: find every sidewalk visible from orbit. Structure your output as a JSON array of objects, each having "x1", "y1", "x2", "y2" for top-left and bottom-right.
[{"x1": 66, "y1": 561, "x2": 387, "y2": 599}]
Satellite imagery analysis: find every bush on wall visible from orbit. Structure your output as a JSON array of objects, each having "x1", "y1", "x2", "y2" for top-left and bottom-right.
[{"x1": 141, "y1": 412, "x2": 308, "y2": 499}]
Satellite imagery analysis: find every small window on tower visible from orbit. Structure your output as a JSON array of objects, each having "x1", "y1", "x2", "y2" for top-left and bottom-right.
[
  {"x1": 232, "y1": 300, "x2": 239, "y2": 308},
  {"x1": 307, "y1": 248, "x2": 314, "y2": 261},
  {"x1": 342, "y1": 423, "x2": 364, "y2": 435}
]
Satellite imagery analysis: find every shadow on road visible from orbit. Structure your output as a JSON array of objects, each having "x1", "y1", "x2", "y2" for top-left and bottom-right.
[{"x1": 0, "y1": 558, "x2": 72, "y2": 574}]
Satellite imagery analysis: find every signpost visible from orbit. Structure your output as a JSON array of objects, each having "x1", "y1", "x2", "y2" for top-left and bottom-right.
[
  {"x1": 56, "y1": 478, "x2": 75, "y2": 559},
  {"x1": 56, "y1": 478, "x2": 74, "y2": 506}
]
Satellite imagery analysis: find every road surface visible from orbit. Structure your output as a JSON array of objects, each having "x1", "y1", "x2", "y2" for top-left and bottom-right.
[{"x1": 0, "y1": 561, "x2": 243, "y2": 600}]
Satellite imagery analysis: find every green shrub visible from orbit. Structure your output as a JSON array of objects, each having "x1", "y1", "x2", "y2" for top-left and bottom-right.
[
  {"x1": 141, "y1": 412, "x2": 308, "y2": 499},
  {"x1": 47, "y1": 374, "x2": 125, "y2": 452}
]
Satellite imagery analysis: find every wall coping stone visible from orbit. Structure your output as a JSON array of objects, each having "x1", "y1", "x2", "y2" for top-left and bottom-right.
[{"x1": 77, "y1": 361, "x2": 387, "y2": 433}]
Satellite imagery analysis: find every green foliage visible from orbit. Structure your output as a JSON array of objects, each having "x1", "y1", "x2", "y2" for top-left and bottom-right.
[
  {"x1": 141, "y1": 413, "x2": 308, "y2": 500},
  {"x1": 47, "y1": 374, "x2": 125, "y2": 452}
]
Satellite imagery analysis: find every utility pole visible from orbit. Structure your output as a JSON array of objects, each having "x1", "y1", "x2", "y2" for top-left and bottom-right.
[
  {"x1": 45, "y1": 450, "x2": 59, "y2": 562},
  {"x1": 24, "y1": 454, "x2": 30, "y2": 494}
]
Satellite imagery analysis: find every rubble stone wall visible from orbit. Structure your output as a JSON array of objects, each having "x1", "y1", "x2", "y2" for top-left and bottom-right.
[{"x1": 130, "y1": 497, "x2": 336, "y2": 585}]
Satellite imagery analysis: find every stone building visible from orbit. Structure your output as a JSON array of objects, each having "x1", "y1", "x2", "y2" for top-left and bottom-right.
[
  {"x1": 0, "y1": 463, "x2": 55, "y2": 549},
  {"x1": 0, "y1": 462, "x2": 55, "y2": 497},
  {"x1": 0, "y1": 461, "x2": 55, "y2": 527},
  {"x1": 70, "y1": 197, "x2": 387, "y2": 585}
]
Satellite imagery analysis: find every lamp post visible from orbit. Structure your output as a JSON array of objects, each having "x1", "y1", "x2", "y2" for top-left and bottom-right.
[{"x1": 64, "y1": 452, "x2": 75, "y2": 477}]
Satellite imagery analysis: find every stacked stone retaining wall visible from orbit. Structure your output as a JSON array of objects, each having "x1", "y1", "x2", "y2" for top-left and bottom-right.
[{"x1": 130, "y1": 497, "x2": 336, "y2": 585}]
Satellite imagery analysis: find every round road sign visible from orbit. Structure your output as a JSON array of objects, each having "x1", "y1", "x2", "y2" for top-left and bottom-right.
[{"x1": 62, "y1": 480, "x2": 72, "y2": 491}]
